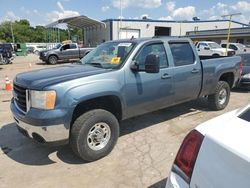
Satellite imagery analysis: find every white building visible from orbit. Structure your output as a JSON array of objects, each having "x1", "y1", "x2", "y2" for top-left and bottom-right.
[
  {"x1": 45, "y1": 16, "x2": 248, "y2": 47},
  {"x1": 84, "y1": 19, "x2": 248, "y2": 47}
]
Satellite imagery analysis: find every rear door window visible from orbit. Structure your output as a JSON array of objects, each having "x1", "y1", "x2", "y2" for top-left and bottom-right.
[
  {"x1": 169, "y1": 42, "x2": 195, "y2": 66},
  {"x1": 70, "y1": 44, "x2": 77, "y2": 49}
]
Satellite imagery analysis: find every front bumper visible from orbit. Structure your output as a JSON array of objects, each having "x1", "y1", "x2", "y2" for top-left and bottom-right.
[
  {"x1": 39, "y1": 54, "x2": 47, "y2": 61},
  {"x1": 14, "y1": 116, "x2": 68, "y2": 144},
  {"x1": 11, "y1": 98, "x2": 70, "y2": 144}
]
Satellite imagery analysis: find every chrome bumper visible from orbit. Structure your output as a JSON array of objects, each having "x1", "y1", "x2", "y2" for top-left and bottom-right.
[{"x1": 14, "y1": 116, "x2": 69, "y2": 143}]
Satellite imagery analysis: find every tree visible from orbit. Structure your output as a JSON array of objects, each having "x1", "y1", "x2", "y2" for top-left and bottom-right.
[{"x1": 0, "y1": 19, "x2": 84, "y2": 43}]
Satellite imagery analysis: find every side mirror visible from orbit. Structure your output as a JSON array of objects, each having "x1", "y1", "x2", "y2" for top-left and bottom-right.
[
  {"x1": 204, "y1": 47, "x2": 210, "y2": 50},
  {"x1": 60, "y1": 48, "x2": 63, "y2": 51},
  {"x1": 130, "y1": 60, "x2": 139, "y2": 72},
  {"x1": 145, "y1": 54, "x2": 160, "y2": 73}
]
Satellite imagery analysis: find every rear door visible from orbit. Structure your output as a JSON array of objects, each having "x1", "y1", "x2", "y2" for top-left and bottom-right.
[{"x1": 169, "y1": 41, "x2": 202, "y2": 103}]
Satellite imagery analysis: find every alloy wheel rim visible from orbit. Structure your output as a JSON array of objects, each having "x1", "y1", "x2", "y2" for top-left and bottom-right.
[
  {"x1": 87, "y1": 122, "x2": 111, "y2": 151},
  {"x1": 218, "y1": 88, "x2": 227, "y2": 105}
]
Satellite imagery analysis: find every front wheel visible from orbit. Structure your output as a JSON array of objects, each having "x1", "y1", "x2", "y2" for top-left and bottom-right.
[
  {"x1": 48, "y1": 55, "x2": 58, "y2": 65},
  {"x1": 208, "y1": 81, "x2": 230, "y2": 110},
  {"x1": 70, "y1": 109, "x2": 119, "y2": 162}
]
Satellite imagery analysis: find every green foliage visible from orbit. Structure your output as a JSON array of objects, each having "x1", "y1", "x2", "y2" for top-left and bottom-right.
[{"x1": 0, "y1": 19, "x2": 84, "y2": 43}]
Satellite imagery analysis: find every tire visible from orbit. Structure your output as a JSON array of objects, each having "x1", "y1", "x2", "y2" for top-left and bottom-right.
[
  {"x1": 212, "y1": 54, "x2": 220, "y2": 58},
  {"x1": 48, "y1": 55, "x2": 58, "y2": 65},
  {"x1": 70, "y1": 109, "x2": 119, "y2": 162},
  {"x1": 208, "y1": 81, "x2": 230, "y2": 110}
]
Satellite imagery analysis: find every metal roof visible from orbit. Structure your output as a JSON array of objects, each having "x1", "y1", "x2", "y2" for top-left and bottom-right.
[
  {"x1": 186, "y1": 27, "x2": 250, "y2": 38},
  {"x1": 45, "y1": 15, "x2": 106, "y2": 29},
  {"x1": 102, "y1": 18, "x2": 249, "y2": 27}
]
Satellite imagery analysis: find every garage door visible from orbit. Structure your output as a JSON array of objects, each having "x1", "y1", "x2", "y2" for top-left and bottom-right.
[{"x1": 119, "y1": 29, "x2": 140, "y2": 39}]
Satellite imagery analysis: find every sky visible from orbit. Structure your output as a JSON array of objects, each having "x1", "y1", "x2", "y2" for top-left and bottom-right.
[{"x1": 0, "y1": 0, "x2": 249, "y2": 26}]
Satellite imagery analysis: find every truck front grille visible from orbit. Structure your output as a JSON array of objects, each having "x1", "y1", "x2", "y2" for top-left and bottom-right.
[{"x1": 13, "y1": 83, "x2": 27, "y2": 112}]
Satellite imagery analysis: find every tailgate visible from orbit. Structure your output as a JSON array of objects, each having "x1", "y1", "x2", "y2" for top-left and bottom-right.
[{"x1": 190, "y1": 118, "x2": 250, "y2": 188}]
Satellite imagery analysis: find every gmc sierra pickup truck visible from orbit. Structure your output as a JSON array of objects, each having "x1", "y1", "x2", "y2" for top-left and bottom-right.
[
  {"x1": 11, "y1": 37, "x2": 242, "y2": 161},
  {"x1": 39, "y1": 43, "x2": 93, "y2": 64}
]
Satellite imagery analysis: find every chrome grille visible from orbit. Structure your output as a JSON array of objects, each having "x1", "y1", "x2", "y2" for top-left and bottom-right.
[{"x1": 13, "y1": 83, "x2": 27, "y2": 112}]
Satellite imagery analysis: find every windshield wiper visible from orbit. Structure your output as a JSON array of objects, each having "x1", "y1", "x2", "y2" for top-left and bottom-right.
[{"x1": 87, "y1": 62, "x2": 103, "y2": 68}]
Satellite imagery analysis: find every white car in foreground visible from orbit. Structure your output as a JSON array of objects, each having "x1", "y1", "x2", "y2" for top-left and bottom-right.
[{"x1": 166, "y1": 103, "x2": 250, "y2": 188}]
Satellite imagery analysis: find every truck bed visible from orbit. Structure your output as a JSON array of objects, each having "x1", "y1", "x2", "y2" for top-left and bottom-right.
[{"x1": 199, "y1": 56, "x2": 242, "y2": 97}]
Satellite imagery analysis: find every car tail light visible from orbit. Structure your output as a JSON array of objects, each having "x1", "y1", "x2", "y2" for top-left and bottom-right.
[{"x1": 173, "y1": 130, "x2": 204, "y2": 183}]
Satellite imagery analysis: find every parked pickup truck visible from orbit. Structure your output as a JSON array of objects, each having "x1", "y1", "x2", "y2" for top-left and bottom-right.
[
  {"x1": 196, "y1": 41, "x2": 235, "y2": 58},
  {"x1": 11, "y1": 37, "x2": 242, "y2": 161},
  {"x1": 39, "y1": 43, "x2": 93, "y2": 64}
]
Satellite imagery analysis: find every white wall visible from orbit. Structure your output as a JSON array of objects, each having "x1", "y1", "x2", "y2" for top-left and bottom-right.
[{"x1": 112, "y1": 20, "x2": 244, "y2": 39}]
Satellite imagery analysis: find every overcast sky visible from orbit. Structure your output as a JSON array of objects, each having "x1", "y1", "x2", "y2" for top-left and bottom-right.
[{"x1": 0, "y1": 0, "x2": 249, "y2": 26}]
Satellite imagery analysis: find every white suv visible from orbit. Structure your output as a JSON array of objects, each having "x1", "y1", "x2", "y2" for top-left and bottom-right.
[
  {"x1": 221, "y1": 43, "x2": 250, "y2": 54},
  {"x1": 196, "y1": 41, "x2": 235, "y2": 58}
]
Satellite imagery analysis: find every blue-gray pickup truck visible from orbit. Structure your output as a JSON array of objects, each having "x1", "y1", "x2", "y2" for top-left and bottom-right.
[
  {"x1": 39, "y1": 43, "x2": 93, "y2": 65},
  {"x1": 11, "y1": 37, "x2": 242, "y2": 161}
]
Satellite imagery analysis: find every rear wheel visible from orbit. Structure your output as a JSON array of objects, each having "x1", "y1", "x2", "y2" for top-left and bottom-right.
[
  {"x1": 208, "y1": 81, "x2": 230, "y2": 110},
  {"x1": 212, "y1": 54, "x2": 220, "y2": 58},
  {"x1": 70, "y1": 109, "x2": 119, "y2": 162},
  {"x1": 48, "y1": 55, "x2": 58, "y2": 65}
]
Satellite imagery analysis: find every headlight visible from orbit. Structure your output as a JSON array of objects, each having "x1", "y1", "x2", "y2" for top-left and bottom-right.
[
  {"x1": 242, "y1": 73, "x2": 250, "y2": 79},
  {"x1": 30, "y1": 90, "x2": 56, "y2": 110}
]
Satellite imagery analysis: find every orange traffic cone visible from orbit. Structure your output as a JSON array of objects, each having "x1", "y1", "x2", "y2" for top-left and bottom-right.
[{"x1": 5, "y1": 75, "x2": 12, "y2": 91}]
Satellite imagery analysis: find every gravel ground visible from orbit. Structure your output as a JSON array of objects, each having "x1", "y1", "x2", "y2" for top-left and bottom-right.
[{"x1": 0, "y1": 54, "x2": 249, "y2": 188}]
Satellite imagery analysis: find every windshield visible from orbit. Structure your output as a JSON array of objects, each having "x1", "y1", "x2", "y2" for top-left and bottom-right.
[
  {"x1": 53, "y1": 44, "x2": 62, "y2": 49},
  {"x1": 208, "y1": 42, "x2": 221, "y2": 49},
  {"x1": 236, "y1": 43, "x2": 246, "y2": 49},
  {"x1": 81, "y1": 41, "x2": 135, "y2": 69}
]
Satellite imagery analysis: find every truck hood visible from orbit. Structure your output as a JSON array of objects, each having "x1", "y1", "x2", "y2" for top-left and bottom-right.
[
  {"x1": 212, "y1": 48, "x2": 234, "y2": 53},
  {"x1": 15, "y1": 64, "x2": 110, "y2": 89}
]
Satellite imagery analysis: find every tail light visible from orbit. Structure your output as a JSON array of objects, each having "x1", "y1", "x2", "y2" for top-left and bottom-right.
[{"x1": 172, "y1": 130, "x2": 204, "y2": 183}]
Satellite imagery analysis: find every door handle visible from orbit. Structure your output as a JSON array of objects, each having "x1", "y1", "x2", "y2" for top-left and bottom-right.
[
  {"x1": 161, "y1": 73, "x2": 172, "y2": 79},
  {"x1": 191, "y1": 69, "x2": 199, "y2": 74}
]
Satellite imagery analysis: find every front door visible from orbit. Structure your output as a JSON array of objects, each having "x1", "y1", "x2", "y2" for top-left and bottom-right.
[{"x1": 124, "y1": 42, "x2": 174, "y2": 118}]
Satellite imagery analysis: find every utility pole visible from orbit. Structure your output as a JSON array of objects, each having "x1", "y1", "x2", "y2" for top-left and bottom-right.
[{"x1": 221, "y1": 13, "x2": 241, "y2": 55}]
